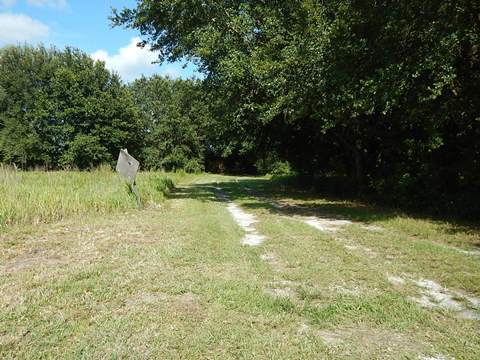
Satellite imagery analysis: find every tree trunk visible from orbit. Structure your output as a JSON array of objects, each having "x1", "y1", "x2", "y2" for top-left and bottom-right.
[
  {"x1": 334, "y1": 132, "x2": 365, "y2": 194},
  {"x1": 352, "y1": 145, "x2": 365, "y2": 194}
]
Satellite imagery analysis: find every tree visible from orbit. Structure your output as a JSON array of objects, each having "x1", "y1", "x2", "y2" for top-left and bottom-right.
[
  {"x1": 0, "y1": 44, "x2": 143, "y2": 169},
  {"x1": 129, "y1": 75, "x2": 208, "y2": 172},
  {"x1": 113, "y1": 1, "x2": 480, "y2": 215}
]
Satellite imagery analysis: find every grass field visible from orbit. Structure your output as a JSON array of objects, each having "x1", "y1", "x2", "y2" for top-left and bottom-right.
[
  {"x1": 1, "y1": 173, "x2": 479, "y2": 359},
  {"x1": 0, "y1": 166, "x2": 187, "y2": 230}
]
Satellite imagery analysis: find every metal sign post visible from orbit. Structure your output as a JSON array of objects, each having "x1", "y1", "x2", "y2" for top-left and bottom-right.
[{"x1": 116, "y1": 149, "x2": 142, "y2": 208}]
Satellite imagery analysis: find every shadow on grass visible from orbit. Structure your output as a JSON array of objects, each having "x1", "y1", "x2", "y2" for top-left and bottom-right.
[
  {"x1": 168, "y1": 178, "x2": 394, "y2": 223},
  {"x1": 168, "y1": 185, "x2": 219, "y2": 203},
  {"x1": 167, "y1": 176, "x2": 480, "y2": 236}
]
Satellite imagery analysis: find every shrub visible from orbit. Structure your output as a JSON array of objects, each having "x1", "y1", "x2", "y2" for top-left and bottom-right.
[
  {"x1": 184, "y1": 159, "x2": 204, "y2": 173},
  {"x1": 256, "y1": 153, "x2": 294, "y2": 176},
  {"x1": 269, "y1": 160, "x2": 294, "y2": 176}
]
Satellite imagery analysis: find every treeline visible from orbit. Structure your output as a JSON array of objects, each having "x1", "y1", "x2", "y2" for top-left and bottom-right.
[
  {"x1": 111, "y1": 0, "x2": 480, "y2": 216},
  {"x1": 1, "y1": 0, "x2": 479, "y2": 217},
  {"x1": 0, "y1": 45, "x2": 207, "y2": 171},
  {"x1": 0, "y1": 45, "x2": 143, "y2": 169}
]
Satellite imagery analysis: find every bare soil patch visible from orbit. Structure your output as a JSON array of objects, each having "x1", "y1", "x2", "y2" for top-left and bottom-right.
[
  {"x1": 300, "y1": 324, "x2": 426, "y2": 357},
  {"x1": 215, "y1": 187, "x2": 266, "y2": 246},
  {"x1": 124, "y1": 291, "x2": 169, "y2": 307},
  {"x1": 175, "y1": 292, "x2": 201, "y2": 314},
  {"x1": 387, "y1": 275, "x2": 480, "y2": 320},
  {"x1": 2, "y1": 255, "x2": 66, "y2": 272}
]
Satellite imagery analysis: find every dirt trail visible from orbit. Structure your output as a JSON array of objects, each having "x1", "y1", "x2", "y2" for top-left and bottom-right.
[
  {"x1": 2, "y1": 175, "x2": 478, "y2": 359},
  {"x1": 235, "y1": 179, "x2": 480, "y2": 322},
  {"x1": 214, "y1": 186, "x2": 266, "y2": 246}
]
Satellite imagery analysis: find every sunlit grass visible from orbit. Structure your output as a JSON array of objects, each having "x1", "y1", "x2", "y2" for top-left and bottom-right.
[
  {"x1": 0, "y1": 165, "x2": 187, "y2": 230},
  {"x1": 0, "y1": 173, "x2": 479, "y2": 359}
]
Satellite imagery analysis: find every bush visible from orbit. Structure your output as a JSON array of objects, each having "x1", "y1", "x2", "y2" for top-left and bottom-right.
[
  {"x1": 269, "y1": 160, "x2": 294, "y2": 176},
  {"x1": 60, "y1": 135, "x2": 111, "y2": 169},
  {"x1": 184, "y1": 159, "x2": 204, "y2": 173},
  {"x1": 256, "y1": 154, "x2": 294, "y2": 176}
]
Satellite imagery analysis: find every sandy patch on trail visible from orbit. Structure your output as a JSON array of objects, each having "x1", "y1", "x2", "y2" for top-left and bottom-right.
[
  {"x1": 226, "y1": 202, "x2": 266, "y2": 246},
  {"x1": 2, "y1": 255, "x2": 66, "y2": 273},
  {"x1": 304, "y1": 217, "x2": 353, "y2": 232},
  {"x1": 387, "y1": 275, "x2": 480, "y2": 320},
  {"x1": 303, "y1": 216, "x2": 383, "y2": 234},
  {"x1": 412, "y1": 279, "x2": 480, "y2": 320},
  {"x1": 237, "y1": 184, "x2": 384, "y2": 234},
  {"x1": 243, "y1": 233, "x2": 265, "y2": 246},
  {"x1": 299, "y1": 324, "x2": 426, "y2": 356},
  {"x1": 260, "y1": 252, "x2": 276, "y2": 262},
  {"x1": 436, "y1": 242, "x2": 480, "y2": 257},
  {"x1": 454, "y1": 248, "x2": 480, "y2": 257},
  {"x1": 387, "y1": 275, "x2": 406, "y2": 286},
  {"x1": 297, "y1": 216, "x2": 379, "y2": 257},
  {"x1": 215, "y1": 187, "x2": 266, "y2": 246},
  {"x1": 265, "y1": 279, "x2": 298, "y2": 299},
  {"x1": 265, "y1": 287, "x2": 296, "y2": 299},
  {"x1": 420, "y1": 355, "x2": 455, "y2": 360},
  {"x1": 329, "y1": 283, "x2": 362, "y2": 296}
]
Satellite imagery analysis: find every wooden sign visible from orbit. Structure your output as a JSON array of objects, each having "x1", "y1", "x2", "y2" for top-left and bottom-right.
[{"x1": 116, "y1": 149, "x2": 139, "y2": 183}]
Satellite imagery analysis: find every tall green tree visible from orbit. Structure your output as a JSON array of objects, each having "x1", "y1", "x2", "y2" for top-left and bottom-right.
[
  {"x1": 129, "y1": 75, "x2": 208, "y2": 172},
  {"x1": 113, "y1": 0, "x2": 480, "y2": 215},
  {"x1": 0, "y1": 44, "x2": 143, "y2": 169}
]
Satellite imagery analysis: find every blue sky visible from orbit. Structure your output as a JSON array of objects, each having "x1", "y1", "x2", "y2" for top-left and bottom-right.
[{"x1": 0, "y1": 0, "x2": 199, "y2": 82}]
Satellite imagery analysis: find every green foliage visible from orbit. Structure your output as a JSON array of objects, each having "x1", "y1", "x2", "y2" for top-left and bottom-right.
[
  {"x1": 0, "y1": 44, "x2": 143, "y2": 169},
  {"x1": 255, "y1": 153, "x2": 293, "y2": 176},
  {"x1": 129, "y1": 75, "x2": 208, "y2": 172},
  {"x1": 60, "y1": 135, "x2": 110, "y2": 169},
  {"x1": 184, "y1": 159, "x2": 204, "y2": 174},
  {"x1": 113, "y1": 0, "x2": 480, "y2": 216},
  {"x1": 269, "y1": 161, "x2": 293, "y2": 177}
]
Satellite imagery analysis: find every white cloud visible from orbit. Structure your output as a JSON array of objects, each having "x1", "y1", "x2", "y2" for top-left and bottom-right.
[
  {"x1": 0, "y1": 13, "x2": 50, "y2": 43},
  {"x1": 0, "y1": 0, "x2": 16, "y2": 8},
  {"x1": 91, "y1": 37, "x2": 159, "y2": 82},
  {"x1": 27, "y1": 0, "x2": 67, "y2": 8}
]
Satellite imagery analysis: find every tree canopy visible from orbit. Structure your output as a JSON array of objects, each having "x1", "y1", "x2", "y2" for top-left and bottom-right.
[
  {"x1": 112, "y1": 0, "x2": 480, "y2": 215},
  {"x1": 0, "y1": 44, "x2": 143, "y2": 169},
  {"x1": 129, "y1": 75, "x2": 208, "y2": 172}
]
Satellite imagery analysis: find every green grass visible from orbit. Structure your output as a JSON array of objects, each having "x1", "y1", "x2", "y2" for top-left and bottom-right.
[
  {"x1": 0, "y1": 166, "x2": 189, "y2": 230},
  {"x1": 0, "y1": 173, "x2": 479, "y2": 359}
]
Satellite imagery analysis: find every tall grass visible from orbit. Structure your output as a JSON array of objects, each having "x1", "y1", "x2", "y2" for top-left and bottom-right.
[{"x1": 0, "y1": 165, "x2": 182, "y2": 230}]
